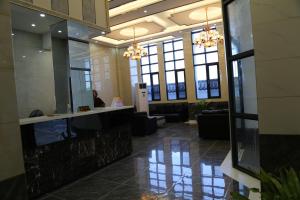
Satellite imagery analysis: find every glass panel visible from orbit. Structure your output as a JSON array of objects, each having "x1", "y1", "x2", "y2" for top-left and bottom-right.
[
  {"x1": 151, "y1": 64, "x2": 159, "y2": 73},
  {"x1": 143, "y1": 46, "x2": 149, "y2": 55},
  {"x1": 206, "y1": 52, "x2": 218, "y2": 63},
  {"x1": 174, "y1": 40, "x2": 183, "y2": 50},
  {"x1": 209, "y1": 65, "x2": 220, "y2": 97},
  {"x1": 142, "y1": 65, "x2": 150, "y2": 74},
  {"x1": 69, "y1": 40, "x2": 91, "y2": 69},
  {"x1": 164, "y1": 42, "x2": 173, "y2": 52},
  {"x1": 174, "y1": 50, "x2": 184, "y2": 60},
  {"x1": 70, "y1": 70, "x2": 94, "y2": 111},
  {"x1": 164, "y1": 52, "x2": 174, "y2": 61},
  {"x1": 175, "y1": 60, "x2": 185, "y2": 69},
  {"x1": 141, "y1": 56, "x2": 149, "y2": 65},
  {"x1": 165, "y1": 61, "x2": 174, "y2": 71},
  {"x1": 206, "y1": 45, "x2": 218, "y2": 52},
  {"x1": 193, "y1": 45, "x2": 205, "y2": 54},
  {"x1": 166, "y1": 71, "x2": 176, "y2": 100},
  {"x1": 177, "y1": 71, "x2": 186, "y2": 99},
  {"x1": 150, "y1": 55, "x2": 158, "y2": 63},
  {"x1": 235, "y1": 118, "x2": 259, "y2": 173},
  {"x1": 192, "y1": 32, "x2": 200, "y2": 41},
  {"x1": 195, "y1": 65, "x2": 208, "y2": 99},
  {"x1": 152, "y1": 74, "x2": 160, "y2": 100},
  {"x1": 194, "y1": 54, "x2": 206, "y2": 65},
  {"x1": 233, "y1": 56, "x2": 257, "y2": 114},
  {"x1": 228, "y1": 0, "x2": 254, "y2": 55},
  {"x1": 149, "y1": 45, "x2": 157, "y2": 54}
]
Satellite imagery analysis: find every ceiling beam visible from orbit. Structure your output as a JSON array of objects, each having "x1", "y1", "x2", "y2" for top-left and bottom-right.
[{"x1": 110, "y1": 0, "x2": 205, "y2": 26}]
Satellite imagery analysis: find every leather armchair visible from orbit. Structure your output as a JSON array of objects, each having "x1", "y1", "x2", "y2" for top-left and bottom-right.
[{"x1": 132, "y1": 112, "x2": 157, "y2": 136}]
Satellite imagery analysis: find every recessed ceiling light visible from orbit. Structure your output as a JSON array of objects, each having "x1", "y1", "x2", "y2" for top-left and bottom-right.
[
  {"x1": 144, "y1": 10, "x2": 148, "y2": 13},
  {"x1": 22, "y1": 55, "x2": 26, "y2": 58},
  {"x1": 40, "y1": 13, "x2": 46, "y2": 17},
  {"x1": 11, "y1": 33, "x2": 14, "y2": 36},
  {"x1": 58, "y1": 30, "x2": 62, "y2": 33},
  {"x1": 31, "y1": 24, "x2": 36, "y2": 27},
  {"x1": 101, "y1": 31, "x2": 105, "y2": 35}
]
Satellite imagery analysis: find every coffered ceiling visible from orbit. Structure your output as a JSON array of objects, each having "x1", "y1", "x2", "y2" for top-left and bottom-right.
[{"x1": 94, "y1": 0, "x2": 223, "y2": 47}]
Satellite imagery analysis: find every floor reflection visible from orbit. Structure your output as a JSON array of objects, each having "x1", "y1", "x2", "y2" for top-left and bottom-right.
[
  {"x1": 144, "y1": 138, "x2": 232, "y2": 200},
  {"x1": 40, "y1": 123, "x2": 246, "y2": 200}
]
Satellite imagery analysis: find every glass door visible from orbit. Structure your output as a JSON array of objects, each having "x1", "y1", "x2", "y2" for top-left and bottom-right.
[{"x1": 222, "y1": 0, "x2": 260, "y2": 175}]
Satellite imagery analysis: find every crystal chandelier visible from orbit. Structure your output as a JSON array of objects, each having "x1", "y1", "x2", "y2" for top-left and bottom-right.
[
  {"x1": 123, "y1": 27, "x2": 147, "y2": 60},
  {"x1": 194, "y1": 7, "x2": 224, "y2": 48}
]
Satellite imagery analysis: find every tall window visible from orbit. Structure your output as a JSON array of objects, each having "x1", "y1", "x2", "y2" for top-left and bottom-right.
[
  {"x1": 141, "y1": 44, "x2": 160, "y2": 101},
  {"x1": 192, "y1": 29, "x2": 221, "y2": 99},
  {"x1": 163, "y1": 39, "x2": 186, "y2": 100}
]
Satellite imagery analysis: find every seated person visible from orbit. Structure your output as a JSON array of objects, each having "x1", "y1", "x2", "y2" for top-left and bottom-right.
[{"x1": 93, "y1": 90, "x2": 105, "y2": 107}]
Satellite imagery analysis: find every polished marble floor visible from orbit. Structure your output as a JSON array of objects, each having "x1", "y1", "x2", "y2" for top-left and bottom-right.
[{"x1": 39, "y1": 123, "x2": 247, "y2": 200}]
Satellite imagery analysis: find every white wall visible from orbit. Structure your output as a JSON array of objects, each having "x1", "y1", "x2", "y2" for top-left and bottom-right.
[
  {"x1": 13, "y1": 30, "x2": 56, "y2": 118},
  {"x1": 251, "y1": 0, "x2": 300, "y2": 134}
]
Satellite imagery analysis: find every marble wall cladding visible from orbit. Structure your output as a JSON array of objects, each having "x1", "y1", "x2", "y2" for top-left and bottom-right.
[
  {"x1": 117, "y1": 48, "x2": 132, "y2": 106},
  {"x1": 251, "y1": 0, "x2": 300, "y2": 135},
  {"x1": 90, "y1": 43, "x2": 119, "y2": 106},
  {"x1": 260, "y1": 134, "x2": 300, "y2": 172},
  {"x1": 0, "y1": 1, "x2": 26, "y2": 198},
  {"x1": 32, "y1": 0, "x2": 52, "y2": 10},
  {"x1": 51, "y1": 0, "x2": 69, "y2": 14},
  {"x1": 68, "y1": 0, "x2": 83, "y2": 20},
  {"x1": 82, "y1": 0, "x2": 96, "y2": 24},
  {"x1": 13, "y1": 30, "x2": 56, "y2": 118},
  {"x1": 21, "y1": 110, "x2": 133, "y2": 198},
  {"x1": 0, "y1": 174, "x2": 27, "y2": 200}
]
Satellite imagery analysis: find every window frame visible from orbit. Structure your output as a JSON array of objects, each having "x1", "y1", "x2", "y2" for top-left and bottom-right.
[
  {"x1": 191, "y1": 29, "x2": 222, "y2": 100},
  {"x1": 163, "y1": 39, "x2": 187, "y2": 101},
  {"x1": 141, "y1": 44, "x2": 161, "y2": 101}
]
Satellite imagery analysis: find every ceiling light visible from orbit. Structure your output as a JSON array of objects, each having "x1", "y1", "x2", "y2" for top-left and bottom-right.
[
  {"x1": 58, "y1": 30, "x2": 62, "y2": 33},
  {"x1": 144, "y1": 10, "x2": 148, "y2": 13},
  {"x1": 11, "y1": 33, "x2": 14, "y2": 36},
  {"x1": 40, "y1": 13, "x2": 46, "y2": 17},
  {"x1": 39, "y1": 50, "x2": 43, "y2": 53},
  {"x1": 101, "y1": 31, "x2": 106, "y2": 35},
  {"x1": 22, "y1": 55, "x2": 26, "y2": 58},
  {"x1": 194, "y1": 8, "x2": 223, "y2": 48},
  {"x1": 123, "y1": 27, "x2": 147, "y2": 60},
  {"x1": 31, "y1": 24, "x2": 36, "y2": 27}
]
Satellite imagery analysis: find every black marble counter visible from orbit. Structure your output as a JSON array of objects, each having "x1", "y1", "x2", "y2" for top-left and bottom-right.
[{"x1": 20, "y1": 108, "x2": 134, "y2": 199}]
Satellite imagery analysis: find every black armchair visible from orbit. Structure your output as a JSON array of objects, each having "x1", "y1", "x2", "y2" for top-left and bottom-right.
[
  {"x1": 197, "y1": 110, "x2": 230, "y2": 140},
  {"x1": 132, "y1": 112, "x2": 157, "y2": 136}
]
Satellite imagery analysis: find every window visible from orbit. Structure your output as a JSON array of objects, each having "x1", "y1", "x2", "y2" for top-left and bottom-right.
[
  {"x1": 192, "y1": 29, "x2": 221, "y2": 99},
  {"x1": 141, "y1": 44, "x2": 160, "y2": 101},
  {"x1": 163, "y1": 39, "x2": 186, "y2": 100}
]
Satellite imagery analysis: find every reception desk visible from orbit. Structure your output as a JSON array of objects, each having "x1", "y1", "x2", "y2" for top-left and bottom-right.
[{"x1": 20, "y1": 106, "x2": 134, "y2": 199}]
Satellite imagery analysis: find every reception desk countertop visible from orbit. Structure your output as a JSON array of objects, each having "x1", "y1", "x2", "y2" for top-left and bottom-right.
[{"x1": 19, "y1": 106, "x2": 134, "y2": 125}]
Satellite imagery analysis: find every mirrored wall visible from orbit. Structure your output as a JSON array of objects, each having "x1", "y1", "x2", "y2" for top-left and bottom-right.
[{"x1": 11, "y1": 4, "x2": 101, "y2": 118}]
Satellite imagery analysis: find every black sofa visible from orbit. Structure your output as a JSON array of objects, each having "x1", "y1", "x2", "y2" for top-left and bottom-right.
[
  {"x1": 149, "y1": 103, "x2": 189, "y2": 122},
  {"x1": 197, "y1": 110, "x2": 230, "y2": 140},
  {"x1": 132, "y1": 112, "x2": 157, "y2": 136}
]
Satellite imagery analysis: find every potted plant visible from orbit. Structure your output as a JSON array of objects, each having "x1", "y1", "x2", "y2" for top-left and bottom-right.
[{"x1": 232, "y1": 168, "x2": 300, "y2": 200}]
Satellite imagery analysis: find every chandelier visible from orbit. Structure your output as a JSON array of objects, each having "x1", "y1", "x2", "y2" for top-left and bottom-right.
[
  {"x1": 123, "y1": 27, "x2": 147, "y2": 60},
  {"x1": 194, "y1": 7, "x2": 224, "y2": 48}
]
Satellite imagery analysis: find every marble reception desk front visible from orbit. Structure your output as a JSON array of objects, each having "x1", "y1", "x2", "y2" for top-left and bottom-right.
[{"x1": 20, "y1": 107, "x2": 134, "y2": 199}]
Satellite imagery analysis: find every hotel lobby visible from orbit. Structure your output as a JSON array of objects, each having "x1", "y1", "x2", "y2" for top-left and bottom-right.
[{"x1": 0, "y1": 0, "x2": 299, "y2": 200}]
